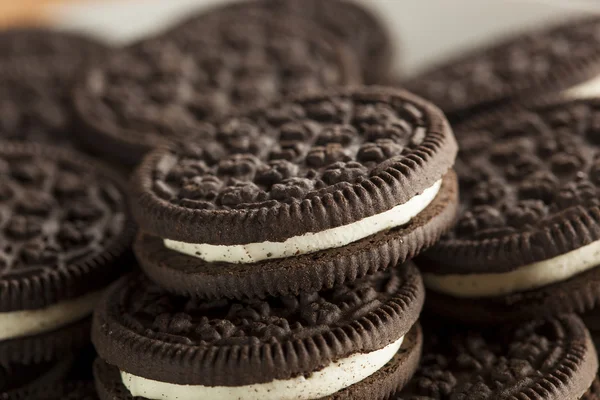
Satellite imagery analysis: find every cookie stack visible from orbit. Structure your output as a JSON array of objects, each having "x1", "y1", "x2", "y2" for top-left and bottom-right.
[
  {"x1": 0, "y1": 27, "x2": 139, "y2": 399},
  {"x1": 3, "y1": 1, "x2": 600, "y2": 399},
  {"x1": 91, "y1": 85, "x2": 458, "y2": 399},
  {"x1": 0, "y1": 143, "x2": 135, "y2": 398},
  {"x1": 393, "y1": 17, "x2": 600, "y2": 400}
]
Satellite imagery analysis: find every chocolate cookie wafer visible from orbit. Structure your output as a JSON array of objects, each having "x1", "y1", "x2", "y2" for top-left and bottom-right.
[
  {"x1": 164, "y1": 0, "x2": 393, "y2": 84},
  {"x1": 0, "y1": 29, "x2": 107, "y2": 145},
  {"x1": 73, "y1": 13, "x2": 361, "y2": 166},
  {"x1": 395, "y1": 314, "x2": 599, "y2": 400},
  {"x1": 132, "y1": 87, "x2": 458, "y2": 299},
  {"x1": 402, "y1": 17, "x2": 600, "y2": 121},
  {"x1": 0, "y1": 141, "x2": 134, "y2": 364},
  {"x1": 93, "y1": 262, "x2": 424, "y2": 400},
  {"x1": 419, "y1": 97, "x2": 600, "y2": 323}
]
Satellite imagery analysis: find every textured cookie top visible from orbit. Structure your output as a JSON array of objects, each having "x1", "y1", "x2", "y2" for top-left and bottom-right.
[
  {"x1": 396, "y1": 315, "x2": 597, "y2": 400},
  {"x1": 168, "y1": 0, "x2": 392, "y2": 83},
  {"x1": 404, "y1": 17, "x2": 600, "y2": 115},
  {"x1": 423, "y1": 98, "x2": 600, "y2": 272},
  {"x1": 74, "y1": 13, "x2": 360, "y2": 157},
  {"x1": 134, "y1": 87, "x2": 456, "y2": 244},
  {"x1": 93, "y1": 263, "x2": 424, "y2": 385},
  {"x1": 0, "y1": 28, "x2": 104, "y2": 61},
  {"x1": 0, "y1": 142, "x2": 133, "y2": 312},
  {"x1": 0, "y1": 30, "x2": 107, "y2": 144}
]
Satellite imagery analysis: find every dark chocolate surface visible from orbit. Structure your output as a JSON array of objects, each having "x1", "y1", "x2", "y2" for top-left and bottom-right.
[
  {"x1": 0, "y1": 141, "x2": 134, "y2": 312},
  {"x1": 423, "y1": 98, "x2": 600, "y2": 273},
  {"x1": 404, "y1": 17, "x2": 600, "y2": 116},
  {"x1": 93, "y1": 263, "x2": 423, "y2": 386},
  {"x1": 166, "y1": 0, "x2": 393, "y2": 84},
  {"x1": 0, "y1": 29, "x2": 107, "y2": 144},
  {"x1": 133, "y1": 87, "x2": 456, "y2": 245},
  {"x1": 396, "y1": 314, "x2": 598, "y2": 400},
  {"x1": 74, "y1": 13, "x2": 360, "y2": 164}
]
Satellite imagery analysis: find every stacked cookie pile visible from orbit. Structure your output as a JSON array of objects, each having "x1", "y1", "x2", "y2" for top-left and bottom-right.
[
  {"x1": 3, "y1": 0, "x2": 600, "y2": 399},
  {"x1": 90, "y1": 85, "x2": 458, "y2": 399},
  {"x1": 0, "y1": 30, "x2": 136, "y2": 399}
]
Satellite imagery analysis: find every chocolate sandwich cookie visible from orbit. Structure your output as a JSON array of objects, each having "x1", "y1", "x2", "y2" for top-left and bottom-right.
[
  {"x1": 402, "y1": 17, "x2": 600, "y2": 121},
  {"x1": 0, "y1": 29, "x2": 107, "y2": 145},
  {"x1": 165, "y1": 0, "x2": 393, "y2": 84},
  {"x1": 395, "y1": 314, "x2": 599, "y2": 400},
  {"x1": 74, "y1": 13, "x2": 361, "y2": 166},
  {"x1": 93, "y1": 262, "x2": 424, "y2": 400},
  {"x1": 0, "y1": 141, "x2": 134, "y2": 364},
  {"x1": 419, "y1": 97, "x2": 600, "y2": 323},
  {"x1": 132, "y1": 87, "x2": 458, "y2": 299}
]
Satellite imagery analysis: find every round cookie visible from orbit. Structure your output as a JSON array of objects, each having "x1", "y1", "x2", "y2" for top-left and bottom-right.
[
  {"x1": 419, "y1": 97, "x2": 600, "y2": 323},
  {"x1": 0, "y1": 141, "x2": 135, "y2": 364},
  {"x1": 131, "y1": 87, "x2": 458, "y2": 299},
  {"x1": 0, "y1": 29, "x2": 107, "y2": 145},
  {"x1": 73, "y1": 13, "x2": 361, "y2": 166},
  {"x1": 395, "y1": 314, "x2": 599, "y2": 400},
  {"x1": 402, "y1": 17, "x2": 600, "y2": 120},
  {"x1": 164, "y1": 0, "x2": 393, "y2": 84},
  {"x1": 93, "y1": 263, "x2": 424, "y2": 400}
]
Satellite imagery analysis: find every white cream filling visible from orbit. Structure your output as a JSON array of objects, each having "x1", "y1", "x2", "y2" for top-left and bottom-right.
[
  {"x1": 423, "y1": 238, "x2": 600, "y2": 298},
  {"x1": 121, "y1": 335, "x2": 404, "y2": 400},
  {"x1": 164, "y1": 179, "x2": 442, "y2": 264},
  {"x1": 563, "y1": 73, "x2": 600, "y2": 98},
  {"x1": 0, "y1": 290, "x2": 104, "y2": 341}
]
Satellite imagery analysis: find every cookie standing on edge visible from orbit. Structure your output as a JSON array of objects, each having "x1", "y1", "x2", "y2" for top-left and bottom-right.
[
  {"x1": 419, "y1": 97, "x2": 600, "y2": 323},
  {"x1": 93, "y1": 262, "x2": 424, "y2": 400},
  {"x1": 165, "y1": 0, "x2": 394, "y2": 84},
  {"x1": 73, "y1": 13, "x2": 361, "y2": 166},
  {"x1": 0, "y1": 142, "x2": 134, "y2": 364},
  {"x1": 132, "y1": 87, "x2": 458, "y2": 299},
  {"x1": 0, "y1": 29, "x2": 107, "y2": 145},
  {"x1": 395, "y1": 314, "x2": 599, "y2": 400},
  {"x1": 402, "y1": 17, "x2": 600, "y2": 120}
]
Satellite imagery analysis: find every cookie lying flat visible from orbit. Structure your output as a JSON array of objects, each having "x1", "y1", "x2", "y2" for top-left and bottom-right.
[
  {"x1": 93, "y1": 263, "x2": 423, "y2": 400},
  {"x1": 132, "y1": 87, "x2": 458, "y2": 299},
  {"x1": 395, "y1": 314, "x2": 599, "y2": 400},
  {"x1": 403, "y1": 17, "x2": 600, "y2": 120},
  {"x1": 0, "y1": 142, "x2": 134, "y2": 364},
  {"x1": 74, "y1": 13, "x2": 360, "y2": 166},
  {"x1": 0, "y1": 29, "x2": 107, "y2": 145},
  {"x1": 419, "y1": 97, "x2": 600, "y2": 323},
  {"x1": 164, "y1": 0, "x2": 393, "y2": 84}
]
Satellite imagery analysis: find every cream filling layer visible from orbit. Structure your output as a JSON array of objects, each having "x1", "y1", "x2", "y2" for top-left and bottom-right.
[
  {"x1": 121, "y1": 335, "x2": 404, "y2": 400},
  {"x1": 563, "y1": 74, "x2": 600, "y2": 98},
  {"x1": 423, "y1": 238, "x2": 600, "y2": 298},
  {"x1": 164, "y1": 179, "x2": 442, "y2": 264},
  {"x1": 0, "y1": 290, "x2": 104, "y2": 341}
]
